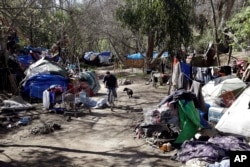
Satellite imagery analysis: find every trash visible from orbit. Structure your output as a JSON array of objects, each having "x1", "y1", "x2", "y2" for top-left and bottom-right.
[
  {"x1": 7, "y1": 124, "x2": 12, "y2": 129},
  {"x1": 17, "y1": 116, "x2": 30, "y2": 126},
  {"x1": 160, "y1": 142, "x2": 172, "y2": 152}
]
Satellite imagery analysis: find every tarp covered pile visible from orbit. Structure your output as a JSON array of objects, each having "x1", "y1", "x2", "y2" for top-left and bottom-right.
[
  {"x1": 83, "y1": 51, "x2": 112, "y2": 65},
  {"x1": 20, "y1": 57, "x2": 69, "y2": 99}
]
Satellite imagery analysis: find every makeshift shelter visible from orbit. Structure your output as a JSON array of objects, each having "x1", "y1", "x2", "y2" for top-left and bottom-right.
[
  {"x1": 21, "y1": 74, "x2": 69, "y2": 99},
  {"x1": 98, "y1": 51, "x2": 111, "y2": 64},
  {"x1": 19, "y1": 57, "x2": 69, "y2": 99},
  {"x1": 126, "y1": 53, "x2": 145, "y2": 68},
  {"x1": 83, "y1": 51, "x2": 112, "y2": 66},
  {"x1": 82, "y1": 52, "x2": 100, "y2": 66},
  {"x1": 17, "y1": 54, "x2": 35, "y2": 70},
  {"x1": 215, "y1": 86, "x2": 250, "y2": 137},
  {"x1": 21, "y1": 57, "x2": 67, "y2": 86}
]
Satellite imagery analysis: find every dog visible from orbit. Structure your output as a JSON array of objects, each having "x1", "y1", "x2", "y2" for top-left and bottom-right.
[{"x1": 123, "y1": 87, "x2": 133, "y2": 98}]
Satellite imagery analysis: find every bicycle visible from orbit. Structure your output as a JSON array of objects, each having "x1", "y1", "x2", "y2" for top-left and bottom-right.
[{"x1": 107, "y1": 88, "x2": 116, "y2": 111}]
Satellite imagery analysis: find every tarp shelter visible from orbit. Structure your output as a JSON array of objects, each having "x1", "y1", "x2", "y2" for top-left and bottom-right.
[
  {"x1": 22, "y1": 57, "x2": 67, "y2": 85},
  {"x1": 202, "y1": 76, "x2": 246, "y2": 98},
  {"x1": 126, "y1": 51, "x2": 169, "y2": 68},
  {"x1": 98, "y1": 51, "x2": 111, "y2": 64},
  {"x1": 152, "y1": 51, "x2": 169, "y2": 59},
  {"x1": 127, "y1": 53, "x2": 145, "y2": 59},
  {"x1": 83, "y1": 52, "x2": 99, "y2": 61},
  {"x1": 21, "y1": 74, "x2": 69, "y2": 99},
  {"x1": 215, "y1": 86, "x2": 250, "y2": 137},
  {"x1": 20, "y1": 57, "x2": 69, "y2": 99},
  {"x1": 126, "y1": 53, "x2": 145, "y2": 68},
  {"x1": 17, "y1": 54, "x2": 35, "y2": 70}
]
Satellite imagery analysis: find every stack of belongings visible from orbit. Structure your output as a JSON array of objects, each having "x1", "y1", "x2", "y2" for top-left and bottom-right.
[{"x1": 135, "y1": 89, "x2": 210, "y2": 151}]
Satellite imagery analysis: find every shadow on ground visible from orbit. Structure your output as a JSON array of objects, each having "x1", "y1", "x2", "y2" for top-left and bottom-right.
[{"x1": 0, "y1": 144, "x2": 181, "y2": 167}]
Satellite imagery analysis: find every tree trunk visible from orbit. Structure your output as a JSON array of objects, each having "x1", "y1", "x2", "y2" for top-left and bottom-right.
[
  {"x1": 227, "y1": 45, "x2": 233, "y2": 65},
  {"x1": 150, "y1": 49, "x2": 166, "y2": 65},
  {"x1": 146, "y1": 33, "x2": 154, "y2": 70},
  {"x1": 210, "y1": 0, "x2": 220, "y2": 66}
]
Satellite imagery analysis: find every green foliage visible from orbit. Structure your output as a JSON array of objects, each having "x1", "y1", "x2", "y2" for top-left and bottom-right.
[
  {"x1": 98, "y1": 39, "x2": 110, "y2": 51},
  {"x1": 193, "y1": 30, "x2": 214, "y2": 53},
  {"x1": 116, "y1": 0, "x2": 193, "y2": 51},
  {"x1": 227, "y1": 5, "x2": 250, "y2": 49}
]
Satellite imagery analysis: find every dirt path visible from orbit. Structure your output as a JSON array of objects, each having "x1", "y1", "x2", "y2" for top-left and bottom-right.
[{"x1": 0, "y1": 69, "x2": 182, "y2": 167}]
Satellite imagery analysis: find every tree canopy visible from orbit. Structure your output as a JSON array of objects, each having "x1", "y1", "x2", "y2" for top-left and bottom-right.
[
  {"x1": 0, "y1": 0, "x2": 250, "y2": 69},
  {"x1": 116, "y1": 0, "x2": 193, "y2": 68},
  {"x1": 226, "y1": 3, "x2": 250, "y2": 50}
]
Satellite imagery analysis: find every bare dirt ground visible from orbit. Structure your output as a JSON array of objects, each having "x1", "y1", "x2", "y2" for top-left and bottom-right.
[{"x1": 0, "y1": 67, "x2": 182, "y2": 167}]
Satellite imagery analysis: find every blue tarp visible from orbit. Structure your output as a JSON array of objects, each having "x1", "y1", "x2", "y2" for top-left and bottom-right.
[
  {"x1": 127, "y1": 52, "x2": 168, "y2": 60},
  {"x1": 153, "y1": 51, "x2": 169, "y2": 58},
  {"x1": 21, "y1": 74, "x2": 69, "y2": 99},
  {"x1": 84, "y1": 52, "x2": 98, "y2": 61},
  {"x1": 17, "y1": 54, "x2": 35, "y2": 69},
  {"x1": 98, "y1": 51, "x2": 111, "y2": 56},
  {"x1": 127, "y1": 53, "x2": 145, "y2": 60}
]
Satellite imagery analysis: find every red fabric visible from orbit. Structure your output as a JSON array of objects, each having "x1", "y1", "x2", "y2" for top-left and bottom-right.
[{"x1": 173, "y1": 57, "x2": 179, "y2": 67}]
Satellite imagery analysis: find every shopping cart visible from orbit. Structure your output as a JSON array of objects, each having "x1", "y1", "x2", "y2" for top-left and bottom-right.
[
  {"x1": 62, "y1": 87, "x2": 91, "y2": 118},
  {"x1": 46, "y1": 81, "x2": 91, "y2": 119}
]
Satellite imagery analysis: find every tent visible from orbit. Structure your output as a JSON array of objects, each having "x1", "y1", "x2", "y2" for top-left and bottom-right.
[
  {"x1": 21, "y1": 57, "x2": 67, "y2": 86},
  {"x1": 78, "y1": 71, "x2": 100, "y2": 96},
  {"x1": 202, "y1": 76, "x2": 246, "y2": 98},
  {"x1": 21, "y1": 74, "x2": 69, "y2": 99},
  {"x1": 215, "y1": 86, "x2": 250, "y2": 137}
]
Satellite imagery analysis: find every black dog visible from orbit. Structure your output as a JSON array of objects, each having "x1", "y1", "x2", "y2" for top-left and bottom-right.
[{"x1": 123, "y1": 87, "x2": 133, "y2": 98}]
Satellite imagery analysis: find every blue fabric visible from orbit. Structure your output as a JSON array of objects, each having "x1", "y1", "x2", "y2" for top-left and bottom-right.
[
  {"x1": 17, "y1": 54, "x2": 35, "y2": 68},
  {"x1": 21, "y1": 74, "x2": 68, "y2": 99},
  {"x1": 84, "y1": 52, "x2": 98, "y2": 61},
  {"x1": 199, "y1": 110, "x2": 211, "y2": 128},
  {"x1": 180, "y1": 62, "x2": 191, "y2": 82},
  {"x1": 98, "y1": 51, "x2": 111, "y2": 56},
  {"x1": 127, "y1": 53, "x2": 144, "y2": 60},
  {"x1": 153, "y1": 51, "x2": 168, "y2": 58}
]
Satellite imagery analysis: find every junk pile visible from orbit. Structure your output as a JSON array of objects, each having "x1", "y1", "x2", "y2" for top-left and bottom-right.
[
  {"x1": 135, "y1": 60, "x2": 250, "y2": 166},
  {"x1": 1, "y1": 47, "x2": 104, "y2": 132},
  {"x1": 30, "y1": 121, "x2": 61, "y2": 135}
]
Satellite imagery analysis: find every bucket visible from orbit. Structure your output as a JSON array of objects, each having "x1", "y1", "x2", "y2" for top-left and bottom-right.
[{"x1": 146, "y1": 68, "x2": 152, "y2": 74}]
